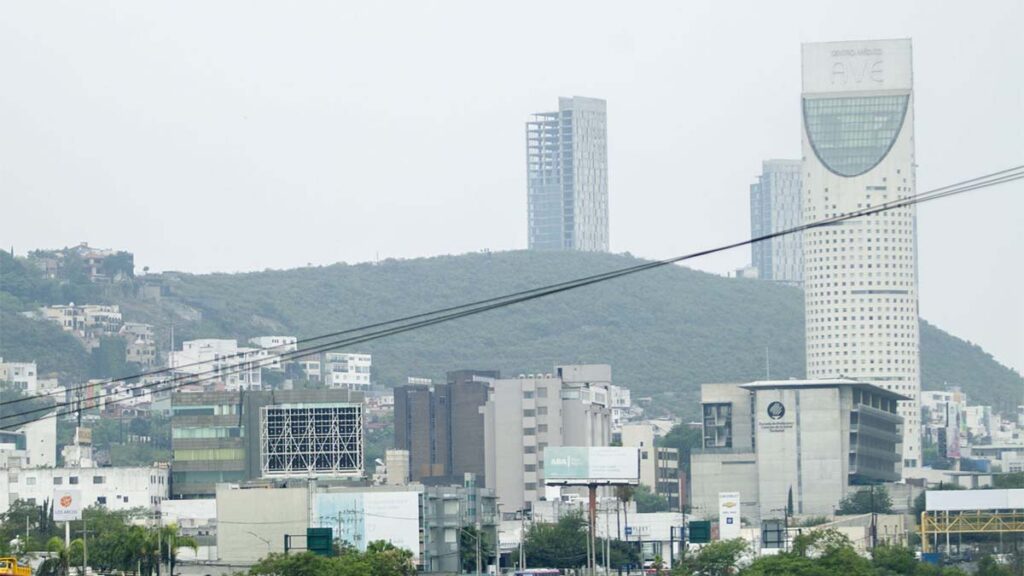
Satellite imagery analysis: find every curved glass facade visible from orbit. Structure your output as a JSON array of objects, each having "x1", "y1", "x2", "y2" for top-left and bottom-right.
[{"x1": 803, "y1": 95, "x2": 910, "y2": 177}]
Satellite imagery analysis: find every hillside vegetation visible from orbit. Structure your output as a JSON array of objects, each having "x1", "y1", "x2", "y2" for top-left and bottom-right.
[{"x1": 2, "y1": 250, "x2": 1020, "y2": 417}]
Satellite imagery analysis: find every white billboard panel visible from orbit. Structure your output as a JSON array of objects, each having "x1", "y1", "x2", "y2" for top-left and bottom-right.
[
  {"x1": 53, "y1": 489, "x2": 83, "y2": 522},
  {"x1": 926, "y1": 488, "x2": 1024, "y2": 512},
  {"x1": 314, "y1": 491, "x2": 420, "y2": 563},
  {"x1": 718, "y1": 492, "x2": 741, "y2": 540},
  {"x1": 802, "y1": 39, "x2": 912, "y2": 94},
  {"x1": 543, "y1": 447, "x2": 639, "y2": 485}
]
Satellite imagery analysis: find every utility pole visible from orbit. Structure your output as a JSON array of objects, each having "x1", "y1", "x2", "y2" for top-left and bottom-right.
[
  {"x1": 475, "y1": 519, "x2": 482, "y2": 576},
  {"x1": 76, "y1": 512, "x2": 93, "y2": 576}
]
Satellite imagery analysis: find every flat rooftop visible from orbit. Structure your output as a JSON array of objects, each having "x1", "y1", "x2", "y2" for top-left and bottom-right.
[{"x1": 739, "y1": 378, "x2": 910, "y2": 402}]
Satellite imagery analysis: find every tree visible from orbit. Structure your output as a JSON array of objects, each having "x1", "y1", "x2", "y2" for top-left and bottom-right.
[
  {"x1": 523, "y1": 511, "x2": 588, "y2": 570},
  {"x1": 673, "y1": 538, "x2": 748, "y2": 576},
  {"x1": 661, "y1": 424, "x2": 703, "y2": 474},
  {"x1": 836, "y1": 486, "x2": 893, "y2": 515},
  {"x1": 597, "y1": 537, "x2": 640, "y2": 570},
  {"x1": 615, "y1": 484, "x2": 635, "y2": 539},
  {"x1": 871, "y1": 544, "x2": 918, "y2": 575},
  {"x1": 38, "y1": 536, "x2": 84, "y2": 576},
  {"x1": 160, "y1": 523, "x2": 199, "y2": 576},
  {"x1": 635, "y1": 484, "x2": 670, "y2": 513},
  {"x1": 976, "y1": 555, "x2": 1014, "y2": 576},
  {"x1": 992, "y1": 472, "x2": 1024, "y2": 489},
  {"x1": 363, "y1": 540, "x2": 416, "y2": 576},
  {"x1": 459, "y1": 525, "x2": 495, "y2": 573}
]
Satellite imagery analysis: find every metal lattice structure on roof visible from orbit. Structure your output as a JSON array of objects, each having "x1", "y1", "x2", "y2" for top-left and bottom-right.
[
  {"x1": 260, "y1": 403, "x2": 363, "y2": 478},
  {"x1": 921, "y1": 511, "x2": 1024, "y2": 553}
]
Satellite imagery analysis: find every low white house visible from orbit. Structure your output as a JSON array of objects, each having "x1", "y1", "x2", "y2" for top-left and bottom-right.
[{"x1": 0, "y1": 465, "x2": 169, "y2": 516}]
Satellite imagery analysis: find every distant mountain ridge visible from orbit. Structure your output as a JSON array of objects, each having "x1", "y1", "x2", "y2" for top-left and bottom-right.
[{"x1": 1, "y1": 250, "x2": 1020, "y2": 417}]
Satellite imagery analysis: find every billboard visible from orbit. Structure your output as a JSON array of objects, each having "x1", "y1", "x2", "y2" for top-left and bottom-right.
[
  {"x1": 802, "y1": 39, "x2": 912, "y2": 94},
  {"x1": 543, "y1": 447, "x2": 639, "y2": 485},
  {"x1": 314, "y1": 491, "x2": 420, "y2": 563},
  {"x1": 53, "y1": 489, "x2": 83, "y2": 522},
  {"x1": 927, "y1": 488, "x2": 1024, "y2": 512},
  {"x1": 718, "y1": 492, "x2": 741, "y2": 540}
]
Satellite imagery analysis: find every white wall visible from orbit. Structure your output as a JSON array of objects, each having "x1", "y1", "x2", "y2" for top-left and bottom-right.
[{"x1": 0, "y1": 466, "x2": 168, "y2": 515}]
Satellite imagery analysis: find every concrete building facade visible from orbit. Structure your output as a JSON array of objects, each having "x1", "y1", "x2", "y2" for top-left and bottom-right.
[
  {"x1": 393, "y1": 370, "x2": 499, "y2": 484},
  {"x1": 527, "y1": 96, "x2": 609, "y2": 252},
  {"x1": 482, "y1": 364, "x2": 613, "y2": 512},
  {"x1": 322, "y1": 352, "x2": 372, "y2": 390},
  {"x1": 0, "y1": 359, "x2": 38, "y2": 394},
  {"x1": 801, "y1": 39, "x2": 922, "y2": 469},
  {"x1": 171, "y1": 389, "x2": 364, "y2": 498},
  {"x1": 620, "y1": 423, "x2": 681, "y2": 511},
  {"x1": 750, "y1": 159, "x2": 803, "y2": 285},
  {"x1": 691, "y1": 379, "x2": 905, "y2": 520},
  {"x1": 0, "y1": 465, "x2": 169, "y2": 516}
]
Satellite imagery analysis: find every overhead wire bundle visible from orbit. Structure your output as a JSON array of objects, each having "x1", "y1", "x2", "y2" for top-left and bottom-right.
[{"x1": 1, "y1": 164, "x2": 1022, "y2": 428}]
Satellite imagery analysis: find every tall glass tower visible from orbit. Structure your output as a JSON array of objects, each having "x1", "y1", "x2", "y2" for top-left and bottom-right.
[
  {"x1": 526, "y1": 96, "x2": 609, "y2": 252},
  {"x1": 801, "y1": 39, "x2": 921, "y2": 471},
  {"x1": 750, "y1": 159, "x2": 804, "y2": 286}
]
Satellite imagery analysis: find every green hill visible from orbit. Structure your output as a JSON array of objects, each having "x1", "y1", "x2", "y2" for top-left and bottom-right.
[{"x1": 1, "y1": 250, "x2": 1020, "y2": 417}]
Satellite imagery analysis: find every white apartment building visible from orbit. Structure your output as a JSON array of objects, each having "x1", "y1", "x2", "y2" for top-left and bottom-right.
[
  {"x1": 0, "y1": 416, "x2": 57, "y2": 469},
  {"x1": 620, "y1": 423, "x2": 681, "y2": 511},
  {"x1": 608, "y1": 384, "x2": 634, "y2": 432},
  {"x1": 802, "y1": 39, "x2": 922, "y2": 469},
  {"x1": 0, "y1": 465, "x2": 169, "y2": 516},
  {"x1": 168, "y1": 339, "x2": 269, "y2": 391},
  {"x1": 322, "y1": 352, "x2": 372, "y2": 390},
  {"x1": 248, "y1": 336, "x2": 298, "y2": 371},
  {"x1": 0, "y1": 358, "x2": 38, "y2": 394},
  {"x1": 40, "y1": 303, "x2": 124, "y2": 349},
  {"x1": 120, "y1": 322, "x2": 158, "y2": 368},
  {"x1": 483, "y1": 364, "x2": 613, "y2": 512}
]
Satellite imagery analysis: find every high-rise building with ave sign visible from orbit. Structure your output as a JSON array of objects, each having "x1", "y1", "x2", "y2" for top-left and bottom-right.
[
  {"x1": 526, "y1": 96, "x2": 609, "y2": 252},
  {"x1": 801, "y1": 39, "x2": 921, "y2": 470}
]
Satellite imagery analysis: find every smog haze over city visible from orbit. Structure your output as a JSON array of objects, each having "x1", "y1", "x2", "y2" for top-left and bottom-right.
[
  {"x1": 2, "y1": 1, "x2": 1021, "y2": 371},
  {"x1": 4, "y1": 3, "x2": 1024, "y2": 575}
]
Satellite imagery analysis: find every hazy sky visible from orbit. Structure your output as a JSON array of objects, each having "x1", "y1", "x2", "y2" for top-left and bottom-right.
[{"x1": 2, "y1": 1, "x2": 1021, "y2": 374}]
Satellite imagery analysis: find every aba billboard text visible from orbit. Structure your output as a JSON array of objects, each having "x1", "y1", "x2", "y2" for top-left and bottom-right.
[{"x1": 543, "y1": 446, "x2": 639, "y2": 485}]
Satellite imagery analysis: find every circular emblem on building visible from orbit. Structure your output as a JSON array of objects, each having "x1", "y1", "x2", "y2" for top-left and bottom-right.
[{"x1": 767, "y1": 401, "x2": 786, "y2": 420}]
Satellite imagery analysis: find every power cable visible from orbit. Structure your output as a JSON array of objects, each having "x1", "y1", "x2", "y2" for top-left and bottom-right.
[
  {"x1": 2, "y1": 164, "x2": 1020, "y2": 412},
  {"x1": 1, "y1": 166, "x2": 1021, "y2": 427}
]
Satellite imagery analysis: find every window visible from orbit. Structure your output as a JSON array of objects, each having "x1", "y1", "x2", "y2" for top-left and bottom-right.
[
  {"x1": 803, "y1": 95, "x2": 910, "y2": 177},
  {"x1": 69, "y1": 477, "x2": 79, "y2": 485},
  {"x1": 26, "y1": 477, "x2": 36, "y2": 486},
  {"x1": 523, "y1": 409, "x2": 536, "y2": 417},
  {"x1": 97, "y1": 496, "x2": 107, "y2": 505},
  {"x1": 53, "y1": 477, "x2": 63, "y2": 485},
  {"x1": 93, "y1": 476, "x2": 105, "y2": 484}
]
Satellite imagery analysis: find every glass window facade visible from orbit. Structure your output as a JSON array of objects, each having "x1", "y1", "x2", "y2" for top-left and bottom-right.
[
  {"x1": 173, "y1": 448, "x2": 245, "y2": 461},
  {"x1": 803, "y1": 95, "x2": 910, "y2": 177}
]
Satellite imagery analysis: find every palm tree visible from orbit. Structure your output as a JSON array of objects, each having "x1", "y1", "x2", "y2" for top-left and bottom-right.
[
  {"x1": 615, "y1": 485, "x2": 636, "y2": 541},
  {"x1": 38, "y1": 536, "x2": 83, "y2": 576},
  {"x1": 159, "y1": 523, "x2": 198, "y2": 576}
]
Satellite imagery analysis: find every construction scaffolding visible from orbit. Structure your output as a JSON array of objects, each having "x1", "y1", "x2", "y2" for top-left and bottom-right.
[
  {"x1": 260, "y1": 403, "x2": 363, "y2": 478},
  {"x1": 920, "y1": 511, "x2": 1024, "y2": 553}
]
